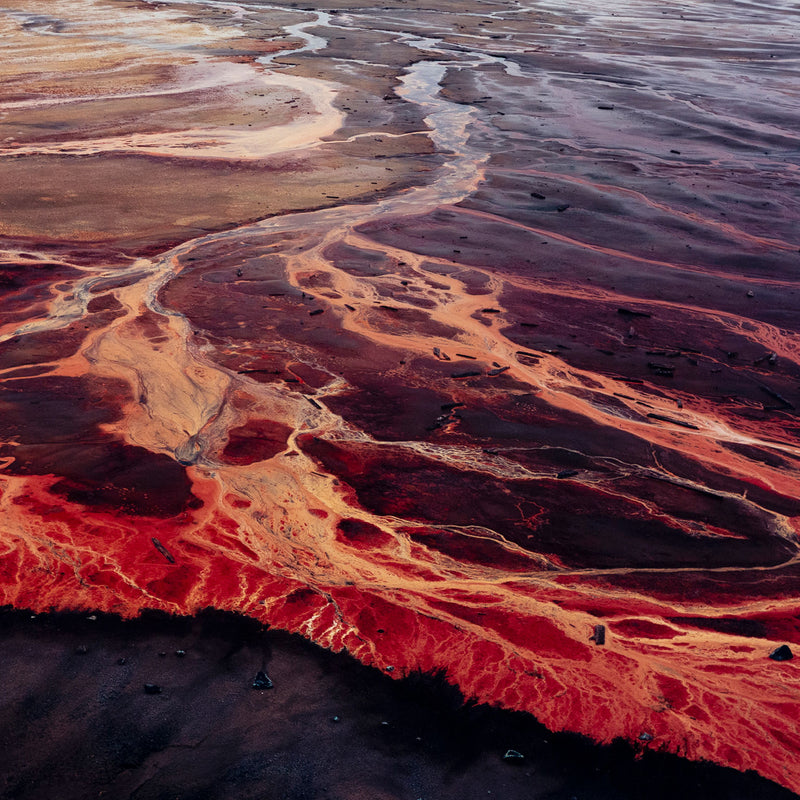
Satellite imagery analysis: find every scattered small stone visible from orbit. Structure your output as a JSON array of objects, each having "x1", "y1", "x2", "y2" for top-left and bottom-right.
[
  {"x1": 75, "y1": 645, "x2": 89, "y2": 655},
  {"x1": 117, "y1": 657, "x2": 127, "y2": 666},
  {"x1": 556, "y1": 204, "x2": 570, "y2": 212},
  {"x1": 530, "y1": 192, "x2": 546, "y2": 199},
  {"x1": 309, "y1": 309, "x2": 324, "y2": 316},
  {"x1": 158, "y1": 651, "x2": 167, "y2": 658},
  {"x1": 332, "y1": 715, "x2": 341, "y2": 723},
  {"x1": 746, "y1": 290, "x2": 754, "y2": 298},
  {"x1": 670, "y1": 149, "x2": 681, "y2": 154},
  {"x1": 252, "y1": 670, "x2": 274, "y2": 689},
  {"x1": 638, "y1": 732, "x2": 653, "y2": 742},
  {"x1": 175, "y1": 650, "x2": 186, "y2": 658},
  {"x1": 769, "y1": 644, "x2": 793, "y2": 661},
  {"x1": 503, "y1": 749, "x2": 525, "y2": 762},
  {"x1": 385, "y1": 665, "x2": 395, "y2": 672},
  {"x1": 597, "y1": 104, "x2": 614, "y2": 110},
  {"x1": 87, "y1": 615, "x2": 97, "y2": 621},
  {"x1": 144, "y1": 684, "x2": 162, "y2": 695}
]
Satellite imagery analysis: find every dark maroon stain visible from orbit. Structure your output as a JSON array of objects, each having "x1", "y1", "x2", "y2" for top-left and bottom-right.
[
  {"x1": 0, "y1": 376, "x2": 199, "y2": 518},
  {"x1": 220, "y1": 419, "x2": 292, "y2": 465}
]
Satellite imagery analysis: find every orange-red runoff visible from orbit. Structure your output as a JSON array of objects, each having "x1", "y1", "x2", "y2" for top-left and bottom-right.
[{"x1": 1, "y1": 0, "x2": 799, "y2": 793}]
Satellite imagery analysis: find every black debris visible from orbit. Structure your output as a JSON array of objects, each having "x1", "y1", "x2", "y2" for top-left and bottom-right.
[
  {"x1": 143, "y1": 684, "x2": 162, "y2": 695},
  {"x1": 151, "y1": 537, "x2": 175, "y2": 564}
]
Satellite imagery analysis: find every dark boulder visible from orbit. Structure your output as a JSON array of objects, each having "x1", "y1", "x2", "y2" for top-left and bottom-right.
[
  {"x1": 252, "y1": 670, "x2": 274, "y2": 689},
  {"x1": 768, "y1": 644, "x2": 793, "y2": 661}
]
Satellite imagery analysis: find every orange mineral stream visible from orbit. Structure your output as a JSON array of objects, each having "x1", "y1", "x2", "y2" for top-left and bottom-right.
[{"x1": 1, "y1": 0, "x2": 799, "y2": 793}]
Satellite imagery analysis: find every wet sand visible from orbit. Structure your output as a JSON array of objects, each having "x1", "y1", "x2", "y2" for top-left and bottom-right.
[{"x1": 1, "y1": 0, "x2": 799, "y2": 795}]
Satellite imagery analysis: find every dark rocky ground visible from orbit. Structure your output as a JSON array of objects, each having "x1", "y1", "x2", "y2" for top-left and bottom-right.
[{"x1": 0, "y1": 607, "x2": 796, "y2": 800}]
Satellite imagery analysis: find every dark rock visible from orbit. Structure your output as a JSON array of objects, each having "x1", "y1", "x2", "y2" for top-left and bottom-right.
[
  {"x1": 175, "y1": 650, "x2": 186, "y2": 657},
  {"x1": 151, "y1": 537, "x2": 175, "y2": 564},
  {"x1": 556, "y1": 469, "x2": 579, "y2": 479},
  {"x1": 451, "y1": 370, "x2": 481, "y2": 379},
  {"x1": 769, "y1": 644, "x2": 793, "y2": 661},
  {"x1": 503, "y1": 749, "x2": 525, "y2": 762},
  {"x1": 143, "y1": 683, "x2": 162, "y2": 695},
  {"x1": 647, "y1": 413, "x2": 699, "y2": 430},
  {"x1": 617, "y1": 307, "x2": 652, "y2": 318},
  {"x1": 252, "y1": 670, "x2": 274, "y2": 689},
  {"x1": 117, "y1": 657, "x2": 127, "y2": 665},
  {"x1": 639, "y1": 732, "x2": 653, "y2": 742},
  {"x1": 556, "y1": 204, "x2": 570, "y2": 212},
  {"x1": 590, "y1": 624, "x2": 606, "y2": 645},
  {"x1": 75, "y1": 645, "x2": 88, "y2": 655}
]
